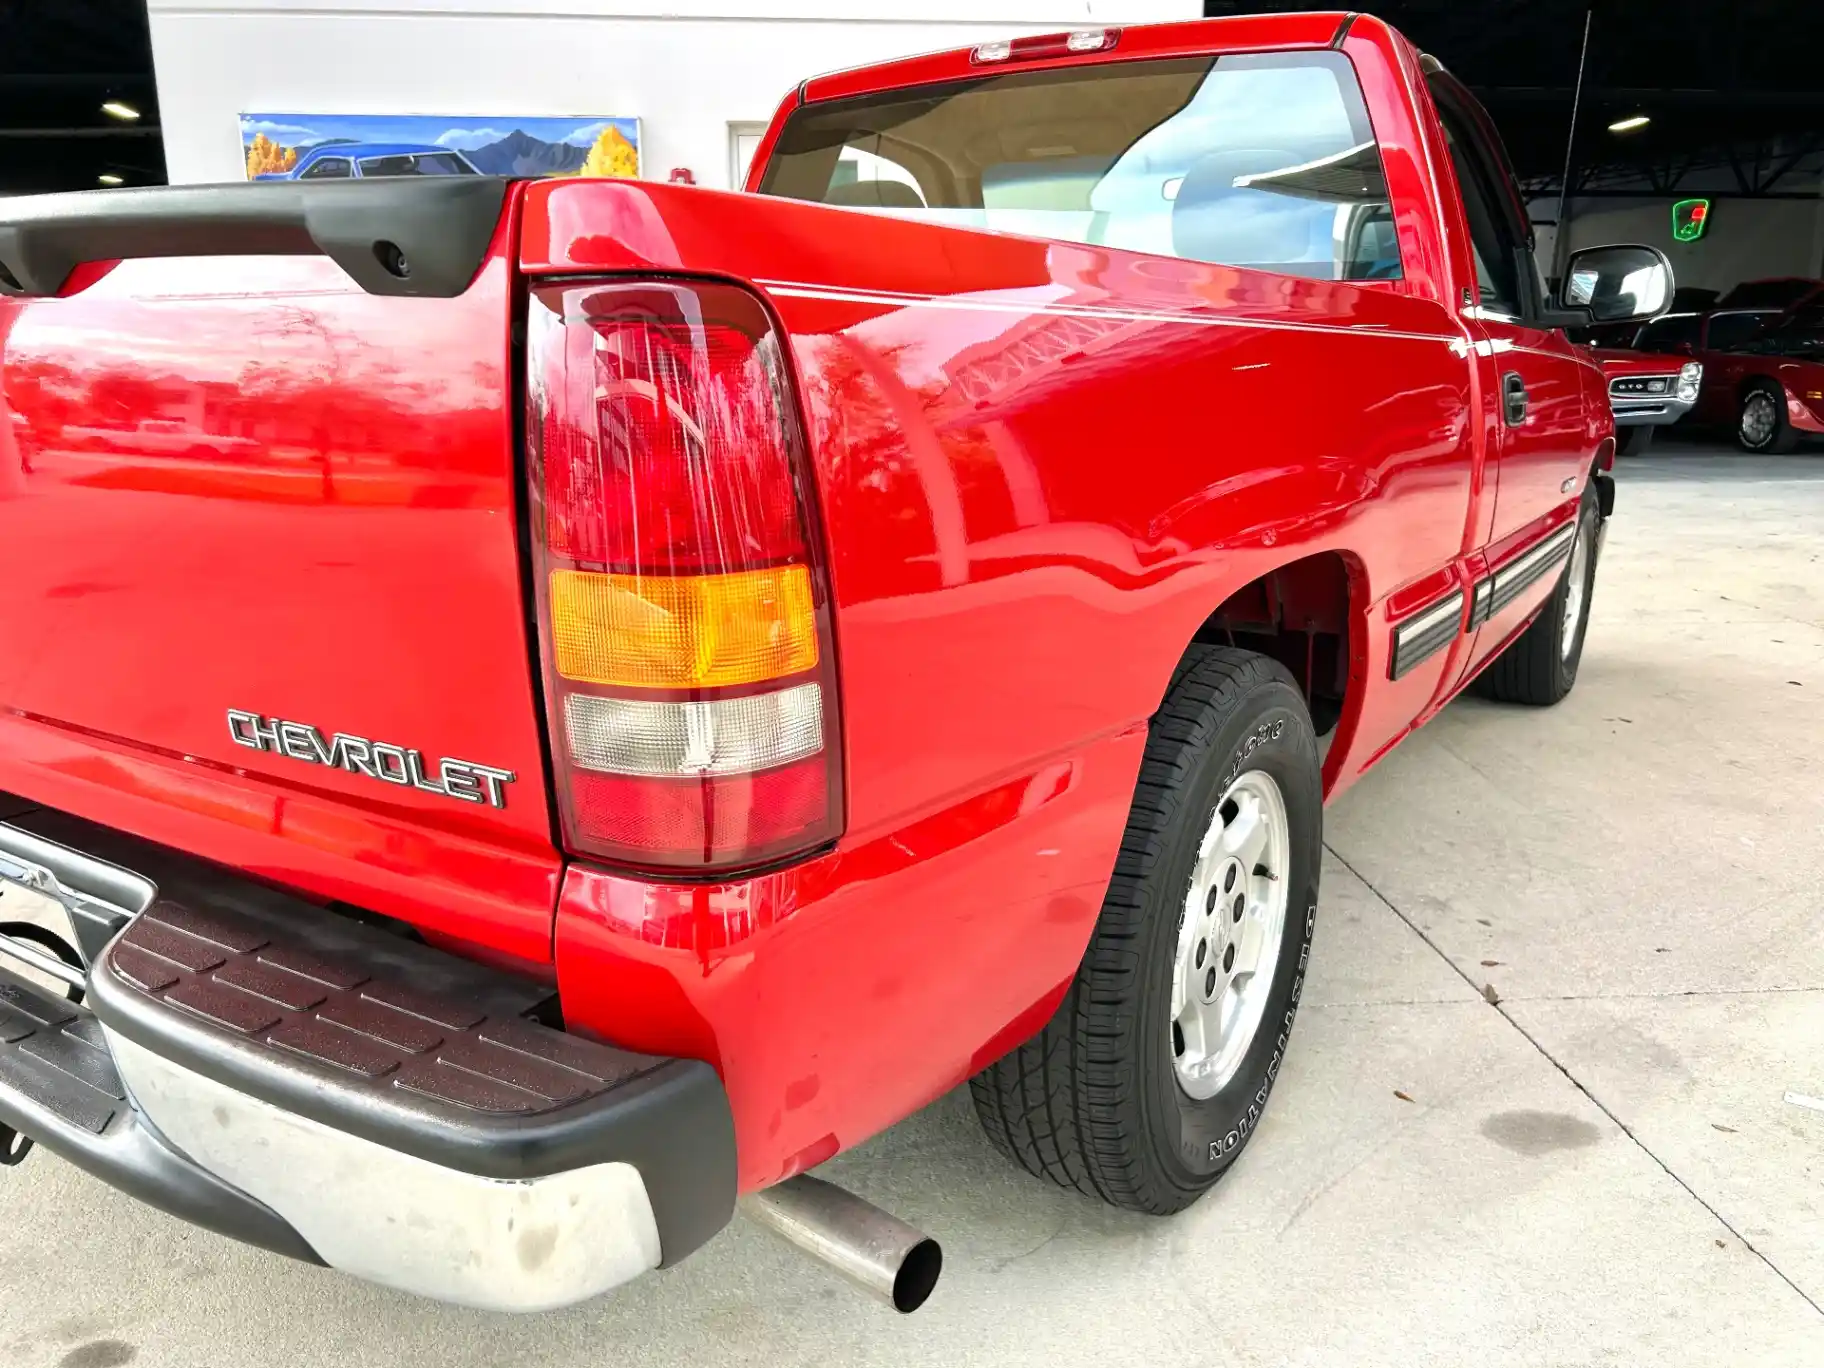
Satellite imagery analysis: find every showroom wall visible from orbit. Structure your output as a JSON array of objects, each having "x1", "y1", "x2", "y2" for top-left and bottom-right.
[
  {"x1": 1534, "y1": 189, "x2": 1824, "y2": 293},
  {"x1": 147, "y1": 0, "x2": 1198, "y2": 190}
]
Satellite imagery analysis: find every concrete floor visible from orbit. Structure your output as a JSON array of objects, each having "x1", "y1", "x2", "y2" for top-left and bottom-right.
[{"x1": 3, "y1": 439, "x2": 1822, "y2": 1367}]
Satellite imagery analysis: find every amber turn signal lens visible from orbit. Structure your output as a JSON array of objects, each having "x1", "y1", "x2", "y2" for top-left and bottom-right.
[{"x1": 550, "y1": 566, "x2": 818, "y2": 690}]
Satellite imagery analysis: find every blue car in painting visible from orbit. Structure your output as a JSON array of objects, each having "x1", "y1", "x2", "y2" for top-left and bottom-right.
[{"x1": 255, "y1": 142, "x2": 482, "y2": 181}]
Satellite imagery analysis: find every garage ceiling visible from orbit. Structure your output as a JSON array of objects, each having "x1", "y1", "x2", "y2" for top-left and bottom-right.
[
  {"x1": 0, "y1": 0, "x2": 162, "y2": 194},
  {"x1": 1209, "y1": 0, "x2": 1824, "y2": 199},
  {"x1": 2, "y1": 2, "x2": 1820, "y2": 199}
]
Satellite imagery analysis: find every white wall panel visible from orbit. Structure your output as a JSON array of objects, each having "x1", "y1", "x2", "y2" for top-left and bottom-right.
[{"x1": 148, "y1": 1, "x2": 1199, "y2": 188}]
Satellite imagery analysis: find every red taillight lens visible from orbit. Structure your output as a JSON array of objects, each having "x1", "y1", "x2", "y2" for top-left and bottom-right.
[{"x1": 527, "y1": 281, "x2": 842, "y2": 872}]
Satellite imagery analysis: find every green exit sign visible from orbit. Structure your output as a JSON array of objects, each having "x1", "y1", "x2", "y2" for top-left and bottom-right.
[{"x1": 1673, "y1": 198, "x2": 1712, "y2": 242}]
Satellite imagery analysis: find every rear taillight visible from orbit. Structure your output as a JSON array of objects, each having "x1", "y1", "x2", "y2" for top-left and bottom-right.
[{"x1": 526, "y1": 280, "x2": 842, "y2": 872}]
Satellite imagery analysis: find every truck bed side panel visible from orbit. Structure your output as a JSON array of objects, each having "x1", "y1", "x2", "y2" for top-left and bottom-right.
[{"x1": 525, "y1": 179, "x2": 1476, "y2": 1183}]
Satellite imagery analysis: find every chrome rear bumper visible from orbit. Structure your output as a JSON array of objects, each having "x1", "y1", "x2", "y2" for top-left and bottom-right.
[
  {"x1": 108, "y1": 1032, "x2": 662, "y2": 1310},
  {"x1": 0, "y1": 806, "x2": 734, "y2": 1312}
]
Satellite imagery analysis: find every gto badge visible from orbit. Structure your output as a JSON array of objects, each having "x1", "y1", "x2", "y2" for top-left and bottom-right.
[{"x1": 227, "y1": 710, "x2": 515, "y2": 809}]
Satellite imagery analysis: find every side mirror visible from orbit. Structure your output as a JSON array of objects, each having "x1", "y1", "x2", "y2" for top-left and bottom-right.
[{"x1": 1558, "y1": 244, "x2": 1675, "y2": 324}]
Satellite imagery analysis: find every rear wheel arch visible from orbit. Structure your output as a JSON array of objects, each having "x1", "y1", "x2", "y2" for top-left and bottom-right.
[
  {"x1": 1181, "y1": 550, "x2": 1368, "y2": 784},
  {"x1": 1737, "y1": 373, "x2": 1786, "y2": 403}
]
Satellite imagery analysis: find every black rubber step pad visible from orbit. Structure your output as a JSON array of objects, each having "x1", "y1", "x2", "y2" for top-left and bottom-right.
[{"x1": 105, "y1": 900, "x2": 666, "y2": 1121}]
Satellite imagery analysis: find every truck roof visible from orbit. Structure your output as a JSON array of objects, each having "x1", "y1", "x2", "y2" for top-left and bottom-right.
[{"x1": 801, "y1": 12, "x2": 1358, "y2": 105}]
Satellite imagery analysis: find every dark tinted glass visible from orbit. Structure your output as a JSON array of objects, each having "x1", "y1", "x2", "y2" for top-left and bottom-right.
[
  {"x1": 1706, "y1": 312, "x2": 1771, "y2": 351},
  {"x1": 299, "y1": 157, "x2": 351, "y2": 180},
  {"x1": 1755, "y1": 303, "x2": 1824, "y2": 358},
  {"x1": 1636, "y1": 314, "x2": 1699, "y2": 350},
  {"x1": 759, "y1": 52, "x2": 1401, "y2": 281}
]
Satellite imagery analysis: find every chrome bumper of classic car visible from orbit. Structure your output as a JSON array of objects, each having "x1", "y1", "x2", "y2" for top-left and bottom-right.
[{"x1": 1609, "y1": 366, "x2": 1701, "y2": 426}]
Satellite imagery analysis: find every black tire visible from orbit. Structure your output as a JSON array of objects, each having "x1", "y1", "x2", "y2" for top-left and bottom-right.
[
  {"x1": 1738, "y1": 380, "x2": 1798, "y2": 453},
  {"x1": 1471, "y1": 483, "x2": 1600, "y2": 705},
  {"x1": 1615, "y1": 425, "x2": 1655, "y2": 457},
  {"x1": 970, "y1": 647, "x2": 1322, "y2": 1214}
]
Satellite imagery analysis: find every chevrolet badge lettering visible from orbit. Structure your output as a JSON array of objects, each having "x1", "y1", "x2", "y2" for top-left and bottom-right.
[{"x1": 226, "y1": 710, "x2": 515, "y2": 809}]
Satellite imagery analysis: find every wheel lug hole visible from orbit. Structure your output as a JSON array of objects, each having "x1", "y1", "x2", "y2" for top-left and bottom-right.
[
  {"x1": 1195, "y1": 940, "x2": 1206, "y2": 968},
  {"x1": 1223, "y1": 944, "x2": 1235, "y2": 972},
  {"x1": 1232, "y1": 893, "x2": 1246, "y2": 922},
  {"x1": 1203, "y1": 967, "x2": 1218, "y2": 997},
  {"x1": 1223, "y1": 864, "x2": 1237, "y2": 893},
  {"x1": 1205, "y1": 885, "x2": 1219, "y2": 916}
]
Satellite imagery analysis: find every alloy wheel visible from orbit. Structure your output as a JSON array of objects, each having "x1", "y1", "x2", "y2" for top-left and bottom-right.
[{"x1": 1170, "y1": 769, "x2": 1291, "y2": 1100}]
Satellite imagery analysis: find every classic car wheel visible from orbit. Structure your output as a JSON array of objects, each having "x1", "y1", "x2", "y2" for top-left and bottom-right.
[
  {"x1": 1615, "y1": 425, "x2": 1654, "y2": 457},
  {"x1": 1472, "y1": 482, "x2": 1600, "y2": 705},
  {"x1": 970, "y1": 646, "x2": 1321, "y2": 1214},
  {"x1": 1739, "y1": 381, "x2": 1798, "y2": 453}
]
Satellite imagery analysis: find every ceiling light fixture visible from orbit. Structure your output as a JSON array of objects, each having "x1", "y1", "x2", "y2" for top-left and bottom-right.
[
  {"x1": 101, "y1": 101, "x2": 141, "y2": 121},
  {"x1": 1608, "y1": 114, "x2": 1650, "y2": 133},
  {"x1": 98, "y1": 173, "x2": 124, "y2": 185}
]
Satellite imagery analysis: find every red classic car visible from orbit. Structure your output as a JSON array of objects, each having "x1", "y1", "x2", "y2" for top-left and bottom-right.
[
  {"x1": 1589, "y1": 347, "x2": 1701, "y2": 454},
  {"x1": 1, "y1": 12, "x2": 1666, "y2": 1314},
  {"x1": 1604, "y1": 308, "x2": 1784, "y2": 443},
  {"x1": 1701, "y1": 300, "x2": 1824, "y2": 451}
]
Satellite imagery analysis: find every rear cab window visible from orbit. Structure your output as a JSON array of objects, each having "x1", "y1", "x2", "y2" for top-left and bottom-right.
[{"x1": 758, "y1": 51, "x2": 1403, "y2": 282}]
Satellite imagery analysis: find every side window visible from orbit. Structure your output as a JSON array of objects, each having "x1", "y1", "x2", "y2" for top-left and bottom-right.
[
  {"x1": 1636, "y1": 314, "x2": 1700, "y2": 351},
  {"x1": 300, "y1": 156, "x2": 351, "y2": 180},
  {"x1": 1706, "y1": 311, "x2": 1770, "y2": 352},
  {"x1": 1759, "y1": 304, "x2": 1824, "y2": 358},
  {"x1": 1437, "y1": 114, "x2": 1523, "y2": 317}
]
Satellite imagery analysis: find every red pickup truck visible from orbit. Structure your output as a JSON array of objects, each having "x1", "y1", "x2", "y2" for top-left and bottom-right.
[{"x1": 0, "y1": 13, "x2": 1667, "y2": 1315}]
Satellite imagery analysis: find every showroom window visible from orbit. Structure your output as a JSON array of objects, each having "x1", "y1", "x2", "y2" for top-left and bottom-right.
[{"x1": 758, "y1": 51, "x2": 1402, "y2": 281}]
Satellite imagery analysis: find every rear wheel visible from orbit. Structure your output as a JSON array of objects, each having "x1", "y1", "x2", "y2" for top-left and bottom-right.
[
  {"x1": 970, "y1": 647, "x2": 1322, "y2": 1213},
  {"x1": 1739, "y1": 381, "x2": 1798, "y2": 453},
  {"x1": 1472, "y1": 482, "x2": 1600, "y2": 706}
]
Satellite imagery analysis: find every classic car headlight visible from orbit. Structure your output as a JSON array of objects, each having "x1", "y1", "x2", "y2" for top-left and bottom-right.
[{"x1": 1677, "y1": 361, "x2": 1703, "y2": 403}]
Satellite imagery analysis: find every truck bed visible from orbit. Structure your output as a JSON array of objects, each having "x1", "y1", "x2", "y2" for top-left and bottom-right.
[{"x1": 1, "y1": 219, "x2": 559, "y2": 963}]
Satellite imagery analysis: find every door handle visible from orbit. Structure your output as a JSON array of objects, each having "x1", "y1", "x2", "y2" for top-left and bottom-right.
[{"x1": 1501, "y1": 371, "x2": 1528, "y2": 425}]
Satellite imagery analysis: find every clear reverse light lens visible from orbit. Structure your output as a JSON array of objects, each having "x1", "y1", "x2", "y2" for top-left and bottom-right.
[
  {"x1": 1067, "y1": 29, "x2": 1110, "y2": 51},
  {"x1": 565, "y1": 685, "x2": 823, "y2": 778},
  {"x1": 972, "y1": 40, "x2": 1012, "y2": 62}
]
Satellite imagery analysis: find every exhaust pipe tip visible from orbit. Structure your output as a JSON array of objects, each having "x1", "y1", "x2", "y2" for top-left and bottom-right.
[
  {"x1": 742, "y1": 1173, "x2": 943, "y2": 1313},
  {"x1": 888, "y1": 1235, "x2": 943, "y2": 1314}
]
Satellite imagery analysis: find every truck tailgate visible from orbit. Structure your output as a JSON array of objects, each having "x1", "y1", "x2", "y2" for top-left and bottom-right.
[{"x1": 0, "y1": 235, "x2": 559, "y2": 958}]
